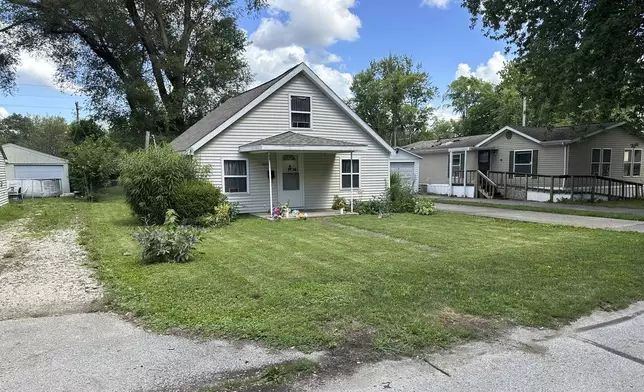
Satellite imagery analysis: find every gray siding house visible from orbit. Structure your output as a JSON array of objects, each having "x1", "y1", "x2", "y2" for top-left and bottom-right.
[
  {"x1": 0, "y1": 146, "x2": 8, "y2": 207},
  {"x1": 405, "y1": 123, "x2": 644, "y2": 201},
  {"x1": 171, "y1": 63, "x2": 394, "y2": 213}
]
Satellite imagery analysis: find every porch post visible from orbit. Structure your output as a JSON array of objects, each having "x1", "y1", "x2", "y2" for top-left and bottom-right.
[
  {"x1": 463, "y1": 150, "x2": 468, "y2": 188},
  {"x1": 350, "y1": 151, "x2": 354, "y2": 213},
  {"x1": 268, "y1": 153, "x2": 273, "y2": 212},
  {"x1": 448, "y1": 150, "x2": 453, "y2": 196}
]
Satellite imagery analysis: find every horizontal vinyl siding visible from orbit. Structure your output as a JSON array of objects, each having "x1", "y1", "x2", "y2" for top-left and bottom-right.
[
  {"x1": 568, "y1": 128, "x2": 644, "y2": 181},
  {"x1": 0, "y1": 160, "x2": 8, "y2": 207},
  {"x1": 417, "y1": 151, "x2": 476, "y2": 185},
  {"x1": 196, "y1": 74, "x2": 390, "y2": 213},
  {"x1": 390, "y1": 151, "x2": 420, "y2": 192},
  {"x1": 1, "y1": 144, "x2": 67, "y2": 164},
  {"x1": 485, "y1": 134, "x2": 565, "y2": 175}
]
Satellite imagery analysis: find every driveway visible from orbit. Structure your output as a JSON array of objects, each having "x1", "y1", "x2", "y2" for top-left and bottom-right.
[
  {"x1": 299, "y1": 302, "x2": 644, "y2": 392},
  {"x1": 436, "y1": 203, "x2": 644, "y2": 232},
  {"x1": 0, "y1": 222, "x2": 317, "y2": 392}
]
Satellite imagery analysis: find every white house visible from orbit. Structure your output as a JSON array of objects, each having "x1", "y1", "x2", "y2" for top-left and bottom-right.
[
  {"x1": 0, "y1": 146, "x2": 8, "y2": 207},
  {"x1": 1, "y1": 143, "x2": 71, "y2": 197},
  {"x1": 171, "y1": 63, "x2": 394, "y2": 213}
]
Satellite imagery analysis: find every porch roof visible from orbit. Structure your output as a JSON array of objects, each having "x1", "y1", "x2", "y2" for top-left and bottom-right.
[{"x1": 239, "y1": 131, "x2": 368, "y2": 153}]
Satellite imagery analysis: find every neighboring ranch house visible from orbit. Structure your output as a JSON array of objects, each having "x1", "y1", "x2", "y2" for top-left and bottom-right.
[
  {"x1": 1, "y1": 143, "x2": 71, "y2": 198},
  {"x1": 0, "y1": 146, "x2": 8, "y2": 207},
  {"x1": 171, "y1": 63, "x2": 394, "y2": 213},
  {"x1": 405, "y1": 123, "x2": 644, "y2": 201}
]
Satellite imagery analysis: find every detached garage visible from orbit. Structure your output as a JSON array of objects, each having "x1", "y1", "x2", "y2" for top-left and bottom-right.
[
  {"x1": 390, "y1": 147, "x2": 422, "y2": 192},
  {"x1": 1, "y1": 143, "x2": 70, "y2": 198}
]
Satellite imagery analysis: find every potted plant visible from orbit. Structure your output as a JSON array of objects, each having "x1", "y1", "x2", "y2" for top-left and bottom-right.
[
  {"x1": 332, "y1": 195, "x2": 347, "y2": 214},
  {"x1": 279, "y1": 200, "x2": 291, "y2": 218}
]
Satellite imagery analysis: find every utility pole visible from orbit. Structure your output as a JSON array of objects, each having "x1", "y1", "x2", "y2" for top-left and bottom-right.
[
  {"x1": 75, "y1": 102, "x2": 80, "y2": 122},
  {"x1": 522, "y1": 96, "x2": 527, "y2": 126}
]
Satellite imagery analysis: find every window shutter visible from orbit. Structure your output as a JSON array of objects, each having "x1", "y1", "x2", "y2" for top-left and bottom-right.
[
  {"x1": 532, "y1": 150, "x2": 539, "y2": 176},
  {"x1": 508, "y1": 151, "x2": 514, "y2": 178}
]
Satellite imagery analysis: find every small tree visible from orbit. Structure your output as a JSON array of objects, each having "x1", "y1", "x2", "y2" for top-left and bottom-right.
[
  {"x1": 119, "y1": 145, "x2": 209, "y2": 224},
  {"x1": 67, "y1": 137, "x2": 122, "y2": 200}
]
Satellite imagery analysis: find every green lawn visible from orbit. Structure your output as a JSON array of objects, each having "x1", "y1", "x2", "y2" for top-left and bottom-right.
[
  {"x1": 6, "y1": 196, "x2": 644, "y2": 356},
  {"x1": 73, "y1": 196, "x2": 644, "y2": 355},
  {"x1": 435, "y1": 198, "x2": 644, "y2": 221}
]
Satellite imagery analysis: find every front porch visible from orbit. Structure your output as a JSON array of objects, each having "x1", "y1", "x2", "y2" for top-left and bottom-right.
[{"x1": 238, "y1": 131, "x2": 367, "y2": 213}]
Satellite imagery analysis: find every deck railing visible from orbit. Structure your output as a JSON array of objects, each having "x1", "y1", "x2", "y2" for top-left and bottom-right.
[
  {"x1": 451, "y1": 170, "x2": 477, "y2": 186},
  {"x1": 486, "y1": 171, "x2": 643, "y2": 201}
]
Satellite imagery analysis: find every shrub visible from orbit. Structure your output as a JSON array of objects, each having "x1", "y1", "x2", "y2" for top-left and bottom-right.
[
  {"x1": 133, "y1": 210, "x2": 202, "y2": 263},
  {"x1": 387, "y1": 172, "x2": 416, "y2": 213},
  {"x1": 173, "y1": 180, "x2": 222, "y2": 224},
  {"x1": 67, "y1": 137, "x2": 122, "y2": 201},
  {"x1": 354, "y1": 194, "x2": 390, "y2": 215},
  {"x1": 119, "y1": 145, "x2": 209, "y2": 224},
  {"x1": 414, "y1": 198, "x2": 436, "y2": 215},
  {"x1": 332, "y1": 195, "x2": 347, "y2": 210}
]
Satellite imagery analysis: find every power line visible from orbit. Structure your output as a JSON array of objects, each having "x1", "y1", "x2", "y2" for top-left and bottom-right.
[{"x1": 0, "y1": 103, "x2": 77, "y2": 109}]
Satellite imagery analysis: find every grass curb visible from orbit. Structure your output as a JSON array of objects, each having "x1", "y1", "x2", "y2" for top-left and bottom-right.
[{"x1": 432, "y1": 199, "x2": 644, "y2": 221}]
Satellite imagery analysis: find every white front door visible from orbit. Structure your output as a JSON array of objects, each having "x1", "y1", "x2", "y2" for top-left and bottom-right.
[{"x1": 278, "y1": 154, "x2": 304, "y2": 208}]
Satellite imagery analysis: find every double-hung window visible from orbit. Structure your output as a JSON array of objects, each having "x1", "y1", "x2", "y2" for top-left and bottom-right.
[
  {"x1": 223, "y1": 160, "x2": 248, "y2": 193},
  {"x1": 290, "y1": 95, "x2": 311, "y2": 128},
  {"x1": 341, "y1": 159, "x2": 359, "y2": 189},
  {"x1": 513, "y1": 150, "x2": 533, "y2": 174},
  {"x1": 591, "y1": 148, "x2": 611, "y2": 176},
  {"x1": 624, "y1": 149, "x2": 642, "y2": 177}
]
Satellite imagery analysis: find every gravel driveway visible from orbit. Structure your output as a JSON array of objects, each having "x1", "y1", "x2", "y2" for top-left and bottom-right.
[{"x1": 0, "y1": 220, "x2": 103, "y2": 320}]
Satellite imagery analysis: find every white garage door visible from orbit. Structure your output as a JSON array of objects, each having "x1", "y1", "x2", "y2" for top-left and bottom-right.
[
  {"x1": 390, "y1": 162, "x2": 416, "y2": 190},
  {"x1": 14, "y1": 165, "x2": 64, "y2": 180}
]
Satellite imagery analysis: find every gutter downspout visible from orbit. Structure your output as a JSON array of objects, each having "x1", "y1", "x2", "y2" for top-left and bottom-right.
[
  {"x1": 350, "y1": 151, "x2": 354, "y2": 213},
  {"x1": 268, "y1": 153, "x2": 273, "y2": 213},
  {"x1": 448, "y1": 150, "x2": 453, "y2": 197}
]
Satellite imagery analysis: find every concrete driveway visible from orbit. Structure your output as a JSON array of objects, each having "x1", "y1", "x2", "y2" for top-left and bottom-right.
[
  {"x1": 436, "y1": 203, "x2": 644, "y2": 232},
  {"x1": 300, "y1": 303, "x2": 644, "y2": 392}
]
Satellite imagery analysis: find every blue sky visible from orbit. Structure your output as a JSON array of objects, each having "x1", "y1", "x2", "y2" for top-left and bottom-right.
[{"x1": 0, "y1": 0, "x2": 508, "y2": 123}]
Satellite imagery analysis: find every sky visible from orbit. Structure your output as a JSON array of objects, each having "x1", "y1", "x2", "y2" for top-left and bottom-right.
[{"x1": 0, "y1": 0, "x2": 508, "y2": 123}]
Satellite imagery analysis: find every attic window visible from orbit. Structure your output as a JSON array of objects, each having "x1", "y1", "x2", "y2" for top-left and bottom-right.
[{"x1": 290, "y1": 95, "x2": 311, "y2": 128}]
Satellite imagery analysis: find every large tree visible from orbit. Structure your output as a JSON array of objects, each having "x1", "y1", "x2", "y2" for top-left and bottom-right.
[
  {"x1": 0, "y1": 0, "x2": 264, "y2": 140},
  {"x1": 349, "y1": 55, "x2": 438, "y2": 146},
  {"x1": 0, "y1": 114, "x2": 71, "y2": 156},
  {"x1": 463, "y1": 0, "x2": 644, "y2": 125}
]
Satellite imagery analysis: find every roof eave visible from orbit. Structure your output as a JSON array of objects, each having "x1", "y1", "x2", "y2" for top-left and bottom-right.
[{"x1": 239, "y1": 144, "x2": 368, "y2": 153}]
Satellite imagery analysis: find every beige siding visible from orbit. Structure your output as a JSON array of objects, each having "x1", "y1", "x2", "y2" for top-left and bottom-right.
[
  {"x1": 568, "y1": 127, "x2": 644, "y2": 181},
  {"x1": 0, "y1": 158, "x2": 8, "y2": 207},
  {"x1": 417, "y1": 151, "x2": 476, "y2": 185},
  {"x1": 484, "y1": 133, "x2": 565, "y2": 175},
  {"x1": 195, "y1": 74, "x2": 390, "y2": 213}
]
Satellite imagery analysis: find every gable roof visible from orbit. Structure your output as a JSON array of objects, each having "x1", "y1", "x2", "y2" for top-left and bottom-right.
[
  {"x1": 171, "y1": 63, "x2": 394, "y2": 154},
  {"x1": 476, "y1": 122, "x2": 627, "y2": 147},
  {"x1": 1, "y1": 143, "x2": 67, "y2": 164},
  {"x1": 239, "y1": 131, "x2": 367, "y2": 152},
  {"x1": 403, "y1": 134, "x2": 492, "y2": 154}
]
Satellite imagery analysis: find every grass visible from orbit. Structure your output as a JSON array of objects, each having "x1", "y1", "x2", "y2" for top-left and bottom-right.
[
  {"x1": 584, "y1": 198, "x2": 644, "y2": 209},
  {"x1": 203, "y1": 359, "x2": 318, "y2": 391},
  {"x1": 0, "y1": 198, "x2": 81, "y2": 234},
  {"x1": 435, "y1": 198, "x2": 644, "y2": 221},
  {"x1": 0, "y1": 202, "x2": 27, "y2": 227},
  {"x1": 70, "y1": 196, "x2": 644, "y2": 356}
]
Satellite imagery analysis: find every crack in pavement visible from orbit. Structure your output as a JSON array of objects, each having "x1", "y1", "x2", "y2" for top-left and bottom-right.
[{"x1": 573, "y1": 336, "x2": 644, "y2": 366}]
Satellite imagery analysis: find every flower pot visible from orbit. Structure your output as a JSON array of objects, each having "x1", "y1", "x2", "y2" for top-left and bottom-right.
[
  {"x1": 340, "y1": 208, "x2": 345, "y2": 215},
  {"x1": 285, "y1": 210, "x2": 290, "y2": 218}
]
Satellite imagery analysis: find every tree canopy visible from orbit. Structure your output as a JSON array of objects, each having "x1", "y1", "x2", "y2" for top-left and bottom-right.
[
  {"x1": 349, "y1": 54, "x2": 438, "y2": 146},
  {"x1": 463, "y1": 0, "x2": 643, "y2": 125},
  {"x1": 0, "y1": 0, "x2": 265, "y2": 139}
]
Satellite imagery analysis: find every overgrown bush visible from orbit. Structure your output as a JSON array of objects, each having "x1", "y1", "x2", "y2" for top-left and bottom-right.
[
  {"x1": 67, "y1": 137, "x2": 122, "y2": 201},
  {"x1": 134, "y1": 210, "x2": 202, "y2": 263},
  {"x1": 354, "y1": 194, "x2": 390, "y2": 215},
  {"x1": 388, "y1": 172, "x2": 416, "y2": 213},
  {"x1": 173, "y1": 180, "x2": 222, "y2": 224},
  {"x1": 332, "y1": 195, "x2": 347, "y2": 210},
  {"x1": 414, "y1": 198, "x2": 436, "y2": 215},
  {"x1": 119, "y1": 145, "x2": 209, "y2": 224}
]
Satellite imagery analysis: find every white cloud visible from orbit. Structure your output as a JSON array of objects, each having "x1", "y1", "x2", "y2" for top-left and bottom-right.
[
  {"x1": 0, "y1": 107, "x2": 8, "y2": 119},
  {"x1": 245, "y1": 44, "x2": 354, "y2": 99},
  {"x1": 251, "y1": 0, "x2": 361, "y2": 50},
  {"x1": 454, "y1": 51, "x2": 508, "y2": 84},
  {"x1": 16, "y1": 52, "x2": 78, "y2": 94},
  {"x1": 433, "y1": 106, "x2": 460, "y2": 121},
  {"x1": 421, "y1": 0, "x2": 451, "y2": 9}
]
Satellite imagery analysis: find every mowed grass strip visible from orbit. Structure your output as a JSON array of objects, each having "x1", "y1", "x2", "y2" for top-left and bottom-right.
[{"x1": 70, "y1": 198, "x2": 644, "y2": 355}]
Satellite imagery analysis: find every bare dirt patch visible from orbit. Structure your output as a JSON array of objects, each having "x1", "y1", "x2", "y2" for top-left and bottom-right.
[{"x1": 0, "y1": 219, "x2": 103, "y2": 320}]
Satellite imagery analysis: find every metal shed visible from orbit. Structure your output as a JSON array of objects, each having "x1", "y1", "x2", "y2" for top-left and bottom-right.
[
  {"x1": 390, "y1": 147, "x2": 422, "y2": 192},
  {"x1": 0, "y1": 146, "x2": 8, "y2": 207},
  {"x1": 1, "y1": 143, "x2": 71, "y2": 198}
]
